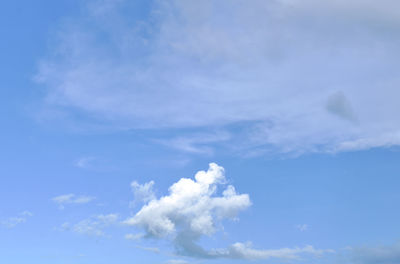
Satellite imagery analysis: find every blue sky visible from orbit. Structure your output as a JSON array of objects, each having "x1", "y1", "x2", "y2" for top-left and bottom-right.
[{"x1": 2, "y1": 1, "x2": 400, "y2": 263}]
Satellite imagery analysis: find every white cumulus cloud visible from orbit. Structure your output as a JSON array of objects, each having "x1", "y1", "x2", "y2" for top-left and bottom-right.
[
  {"x1": 124, "y1": 163, "x2": 249, "y2": 238},
  {"x1": 124, "y1": 163, "x2": 331, "y2": 260}
]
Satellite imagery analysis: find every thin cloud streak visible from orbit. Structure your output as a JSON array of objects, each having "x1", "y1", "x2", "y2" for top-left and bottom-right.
[{"x1": 52, "y1": 194, "x2": 96, "y2": 209}]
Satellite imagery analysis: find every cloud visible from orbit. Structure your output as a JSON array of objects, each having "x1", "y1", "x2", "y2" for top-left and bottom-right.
[
  {"x1": 1, "y1": 211, "x2": 33, "y2": 229},
  {"x1": 166, "y1": 260, "x2": 190, "y2": 264},
  {"x1": 36, "y1": 0, "x2": 400, "y2": 155},
  {"x1": 52, "y1": 194, "x2": 95, "y2": 209},
  {"x1": 74, "y1": 156, "x2": 96, "y2": 169},
  {"x1": 349, "y1": 243, "x2": 400, "y2": 264},
  {"x1": 212, "y1": 242, "x2": 334, "y2": 260},
  {"x1": 61, "y1": 214, "x2": 119, "y2": 237},
  {"x1": 296, "y1": 224, "x2": 309, "y2": 232},
  {"x1": 124, "y1": 163, "x2": 331, "y2": 260},
  {"x1": 326, "y1": 92, "x2": 357, "y2": 122},
  {"x1": 124, "y1": 163, "x2": 249, "y2": 237},
  {"x1": 124, "y1": 233, "x2": 143, "y2": 240},
  {"x1": 135, "y1": 245, "x2": 160, "y2": 254},
  {"x1": 130, "y1": 181, "x2": 156, "y2": 205},
  {"x1": 155, "y1": 131, "x2": 231, "y2": 155}
]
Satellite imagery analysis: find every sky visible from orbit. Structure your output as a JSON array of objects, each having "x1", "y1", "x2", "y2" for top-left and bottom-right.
[{"x1": 1, "y1": 0, "x2": 400, "y2": 263}]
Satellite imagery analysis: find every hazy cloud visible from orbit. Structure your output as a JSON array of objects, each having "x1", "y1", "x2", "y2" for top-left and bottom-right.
[
  {"x1": 1, "y1": 211, "x2": 33, "y2": 229},
  {"x1": 212, "y1": 242, "x2": 334, "y2": 260},
  {"x1": 52, "y1": 194, "x2": 95, "y2": 209},
  {"x1": 74, "y1": 156, "x2": 96, "y2": 169},
  {"x1": 135, "y1": 245, "x2": 160, "y2": 254},
  {"x1": 130, "y1": 181, "x2": 156, "y2": 205},
  {"x1": 124, "y1": 233, "x2": 144, "y2": 240},
  {"x1": 349, "y1": 243, "x2": 400, "y2": 264},
  {"x1": 296, "y1": 224, "x2": 309, "y2": 232},
  {"x1": 156, "y1": 131, "x2": 231, "y2": 155},
  {"x1": 326, "y1": 92, "x2": 357, "y2": 122},
  {"x1": 36, "y1": 0, "x2": 400, "y2": 155},
  {"x1": 166, "y1": 260, "x2": 190, "y2": 264},
  {"x1": 61, "y1": 214, "x2": 119, "y2": 237}
]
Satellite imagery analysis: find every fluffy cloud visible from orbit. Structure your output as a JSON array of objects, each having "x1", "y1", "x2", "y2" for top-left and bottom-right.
[
  {"x1": 36, "y1": 0, "x2": 400, "y2": 155},
  {"x1": 52, "y1": 194, "x2": 95, "y2": 209},
  {"x1": 124, "y1": 163, "x2": 249, "y2": 238},
  {"x1": 61, "y1": 214, "x2": 119, "y2": 237},
  {"x1": 0, "y1": 211, "x2": 33, "y2": 229},
  {"x1": 125, "y1": 163, "x2": 331, "y2": 260}
]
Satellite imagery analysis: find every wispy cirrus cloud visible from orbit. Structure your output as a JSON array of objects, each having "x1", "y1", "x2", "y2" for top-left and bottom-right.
[
  {"x1": 36, "y1": 0, "x2": 400, "y2": 155},
  {"x1": 213, "y1": 242, "x2": 333, "y2": 260},
  {"x1": 155, "y1": 131, "x2": 231, "y2": 155},
  {"x1": 1, "y1": 211, "x2": 33, "y2": 229},
  {"x1": 61, "y1": 213, "x2": 119, "y2": 237},
  {"x1": 52, "y1": 194, "x2": 95, "y2": 209}
]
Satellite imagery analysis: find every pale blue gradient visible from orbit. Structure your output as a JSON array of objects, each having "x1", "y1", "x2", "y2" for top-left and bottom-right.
[{"x1": 1, "y1": 1, "x2": 400, "y2": 264}]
